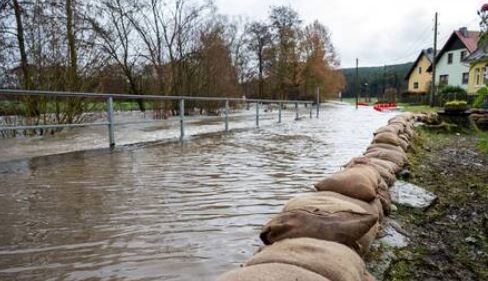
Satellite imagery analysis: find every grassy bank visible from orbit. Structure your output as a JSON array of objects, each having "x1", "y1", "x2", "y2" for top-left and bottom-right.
[
  {"x1": 398, "y1": 104, "x2": 440, "y2": 113},
  {"x1": 385, "y1": 129, "x2": 488, "y2": 280}
]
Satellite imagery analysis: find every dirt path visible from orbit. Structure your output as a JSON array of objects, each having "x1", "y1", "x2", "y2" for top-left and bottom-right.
[{"x1": 385, "y1": 131, "x2": 488, "y2": 280}]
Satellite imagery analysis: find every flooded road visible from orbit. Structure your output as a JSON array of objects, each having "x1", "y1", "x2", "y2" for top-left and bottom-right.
[{"x1": 0, "y1": 104, "x2": 395, "y2": 281}]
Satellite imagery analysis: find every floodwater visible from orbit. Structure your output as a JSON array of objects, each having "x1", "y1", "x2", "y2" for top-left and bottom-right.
[{"x1": 0, "y1": 103, "x2": 395, "y2": 281}]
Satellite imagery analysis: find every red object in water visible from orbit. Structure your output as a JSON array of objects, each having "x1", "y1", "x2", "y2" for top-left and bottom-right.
[
  {"x1": 373, "y1": 103, "x2": 398, "y2": 112},
  {"x1": 482, "y1": 3, "x2": 488, "y2": 12},
  {"x1": 357, "y1": 101, "x2": 369, "y2": 106}
]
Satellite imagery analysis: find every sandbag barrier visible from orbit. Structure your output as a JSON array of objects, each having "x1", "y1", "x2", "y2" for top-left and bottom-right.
[{"x1": 217, "y1": 112, "x2": 437, "y2": 281}]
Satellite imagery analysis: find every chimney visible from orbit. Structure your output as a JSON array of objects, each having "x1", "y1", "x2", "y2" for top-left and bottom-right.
[{"x1": 459, "y1": 27, "x2": 468, "y2": 37}]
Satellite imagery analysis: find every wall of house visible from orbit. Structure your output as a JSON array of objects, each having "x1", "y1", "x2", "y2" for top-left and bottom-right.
[
  {"x1": 468, "y1": 61, "x2": 487, "y2": 94},
  {"x1": 407, "y1": 54, "x2": 432, "y2": 93},
  {"x1": 435, "y1": 48, "x2": 470, "y2": 90}
]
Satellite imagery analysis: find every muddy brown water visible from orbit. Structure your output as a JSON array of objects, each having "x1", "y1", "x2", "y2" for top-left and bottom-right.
[{"x1": 0, "y1": 104, "x2": 394, "y2": 280}]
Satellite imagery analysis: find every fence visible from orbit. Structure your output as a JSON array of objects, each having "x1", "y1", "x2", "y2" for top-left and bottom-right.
[{"x1": 0, "y1": 89, "x2": 317, "y2": 148}]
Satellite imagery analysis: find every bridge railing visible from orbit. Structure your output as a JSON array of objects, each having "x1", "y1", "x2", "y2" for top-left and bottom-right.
[{"x1": 0, "y1": 89, "x2": 318, "y2": 148}]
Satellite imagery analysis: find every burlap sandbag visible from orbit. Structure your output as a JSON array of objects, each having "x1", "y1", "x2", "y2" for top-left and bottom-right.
[
  {"x1": 404, "y1": 124, "x2": 415, "y2": 139},
  {"x1": 344, "y1": 156, "x2": 396, "y2": 187},
  {"x1": 260, "y1": 192, "x2": 379, "y2": 246},
  {"x1": 364, "y1": 148, "x2": 407, "y2": 167},
  {"x1": 373, "y1": 124, "x2": 402, "y2": 135},
  {"x1": 217, "y1": 263, "x2": 331, "y2": 281},
  {"x1": 354, "y1": 222, "x2": 380, "y2": 255},
  {"x1": 260, "y1": 209, "x2": 379, "y2": 246},
  {"x1": 372, "y1": 132, "x2": 402, "y2": 147},
  {"x1": 246, "y1": 238, "x2": 366, "y2": 281},
  {"x1": 367, "y1": 143, "x2": 404, "y2": 154},
  {"x1": 399, "y1": 133, "x2": 410, "y2": 142},
  {"x1": 377, "y1": 179, "x2": 392, "y2": 215},
  {"x1": 371, "y1": 197, "x2": 384, "y2": 222},
  {"x1": 367, "y1": 157, "x2": 401, "y2": 174},
  {"x1": 398, "y1": 137, "x2": 409, "y2": 152},
  {"x1": 314, "y1": 165, "x2": 381, "y2": 201}
]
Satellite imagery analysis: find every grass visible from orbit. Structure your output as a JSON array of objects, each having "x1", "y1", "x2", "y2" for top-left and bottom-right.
[
  {"x1": 384, "y1": 128, "x2": 488, "y2": 281},
  {"x1": 336, "y1": 97, "x2": 379, "y2": 105},
  {"x1": 398, "y1": 104, "x2": 440, "y2": 113},
  {"x1": 478, "y1": 132, "x2": 488, "y2": 155}
]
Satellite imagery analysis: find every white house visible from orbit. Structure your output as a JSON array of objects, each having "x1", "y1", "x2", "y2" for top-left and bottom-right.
[{"x1": 429, "y1": 27, "x2": 479, "y2": 90}]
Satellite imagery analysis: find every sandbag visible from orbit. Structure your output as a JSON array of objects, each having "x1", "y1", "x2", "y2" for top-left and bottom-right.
[
  {"x1": 398, "y1": 137, "x2": 409, "y2": 152},
  {"x1": 404, "y1": 124, "x2": 415, "y2": 139},
  {"x1": 260, "y1": 192, "x2": 379, "y2": 246},
  {"x1": 377, "y1": 179, "x2": 392, "y2": 215},
  {"x1": 373, "y1": 124, "x2": 402, "y2": 135},
  {"x1": 246, "y1": 238, "x2": 366, "y2": 281},
  {"x1": 367, "y1": 157, "x2": 401, "y2": 174},
  {"x1": 314, "y1": 165, "x2": 381, "y2": 201},
  {"x1": 217, "y1": 263, "x2": 331, "y2": 281},
  {"x1": 355, "y1": 222, "x2": 380, "y2": 255},
  {"x1": 371, "y1": 197, "x2": 384, "y2": 222},
  {"x1": 260, "y1": 209, "x2": 378, "y2": 246},
  {"x1": 344, "y1": 156, "x2": 396, "y2": 186},
  {"x1": 372, "y1": 132, "x2": 401, "y2": 147},
  {"x1": 366, "y1": 143, "x2": 404, "y2": 154},
  {"x1": 364, "y1": 148, "x2": 407, "y2": 168}
]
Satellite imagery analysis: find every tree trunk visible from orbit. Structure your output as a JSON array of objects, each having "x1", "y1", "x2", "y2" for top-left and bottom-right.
[
  {"x1": 12, "y1": 0, "x2": 30, "y2": 90},
  {"x1": 66, "y1": 0, "x2": 78, "y2": 91}
]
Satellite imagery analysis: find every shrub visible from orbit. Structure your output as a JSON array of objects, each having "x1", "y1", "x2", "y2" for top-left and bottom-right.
[
  {"x1": 444, "y1": 100, "x2": 469, "y2": 110},
  {"x1": 440, "y1": 86, "x2": 467, "y2": 95},
  {"x1": 473, "y1": 86, "x2": 488, "y2": 108}
]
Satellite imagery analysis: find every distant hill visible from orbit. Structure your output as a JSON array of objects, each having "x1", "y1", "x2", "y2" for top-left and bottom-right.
[{"x1": 341, "y1": 62, "x2": 413, "y2": 98}]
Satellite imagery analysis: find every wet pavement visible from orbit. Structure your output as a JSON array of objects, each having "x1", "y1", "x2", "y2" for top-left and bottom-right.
[{"x1": 0, "y1": 103, "x2": 395, "y2": 281}]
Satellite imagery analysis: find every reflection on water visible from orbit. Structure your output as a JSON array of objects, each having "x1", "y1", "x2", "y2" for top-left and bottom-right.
[{"x1": 0, "y1": 104, "x2": 395, "y2": 280}]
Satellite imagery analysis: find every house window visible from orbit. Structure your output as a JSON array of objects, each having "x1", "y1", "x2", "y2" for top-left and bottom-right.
[
  {"x1": 460, "y1": 51, "x2": 467, "y2": 61},
  {"x1": 447, "y1": 53, "x2": 453, "y2": 64},
  {"x1": 413, "y1": 82, "x2": 419, "y2": 89},
  {"x1": 462, "y1": 73, "x2": 469, "y2": 85},
  {"x1": 418, "y1": 67, "x2": 422, "y2": 74},
  {"x1": 440, "y1": 75, "x2": 449, "y2": 85},
  {"x1": 475, "y1": 68, "x2": 486, "y2": 86}
]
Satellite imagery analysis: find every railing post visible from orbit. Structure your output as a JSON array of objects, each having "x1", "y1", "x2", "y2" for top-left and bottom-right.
[
  {"x1": 295, "y1": 102, "x2": 299, "y2": 120},
  {"x1": 278, "y1": 103, "x2": 282, "y2": 123},
  {"x1": 256, "y1": 102, "x2": 260, "y2": 127},
  {"x1": 224, "y1": 99, "x2": 229, "y2": 133},
  {"x1": 179, "y1": 98, "x2": 185, "y2": 142},
  {"x1": 309, "y1": 102, "x2": 313, "y2": 118},
  {"x1": 106, "y1": 96, "x2": 115, "y2": 149}
]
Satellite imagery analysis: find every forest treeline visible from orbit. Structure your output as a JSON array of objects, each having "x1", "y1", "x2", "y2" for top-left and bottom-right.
[
  {"x1": 341, "y1": 63, "x2": 412, "y2": 99},
  {"x1": 0, "y1": 0, "x2": 345, "y2": 114}
]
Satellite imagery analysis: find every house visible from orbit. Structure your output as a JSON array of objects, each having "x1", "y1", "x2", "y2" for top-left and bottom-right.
[
  {"x1": 404, "y1": 48, "x2": 435, "y2": 93},
  {"x1": 428, "y1": 27, "x2": 480, "y2": 90},
  {"x1": 465, "y1": 47, "x2": 487, "y2": 94},
  {"x1": 465, "y1": 41, "x2": 488, "y2": 94}
]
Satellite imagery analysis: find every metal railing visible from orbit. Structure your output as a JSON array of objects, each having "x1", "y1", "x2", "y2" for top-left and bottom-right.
[{"x1": 0, "y1": 89, "x2": 318, "y2": 148}]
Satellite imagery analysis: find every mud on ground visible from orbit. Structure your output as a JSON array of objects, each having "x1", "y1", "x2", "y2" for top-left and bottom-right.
[{"x1": 379, "y1": 130, "x2": 488, "y2": 281}]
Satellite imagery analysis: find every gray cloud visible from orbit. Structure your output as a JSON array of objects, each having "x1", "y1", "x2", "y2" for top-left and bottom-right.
[{"x1": 215, "y1": 0, "x2": 482, "y2": 67}]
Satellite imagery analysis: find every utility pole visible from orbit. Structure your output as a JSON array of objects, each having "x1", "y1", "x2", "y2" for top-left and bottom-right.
[
  {"x1": 430, "y1": 12, "x2": 438, "y2": 107},
  {"x1": 316, "y1": 87, "x2": 320, "y2": 118},
  {"x1": 382, "y1": 65, "x2": 386, "y2": 101},
  {"x1": 355, "y1": 58, "x2": 359, "y2": 109}
]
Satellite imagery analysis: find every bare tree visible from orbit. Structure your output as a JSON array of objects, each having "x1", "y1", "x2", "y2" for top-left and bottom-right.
[
  {"x1": 91, "y1": 0, "x2": 145, "y2": 110},
  {"x1": 247, "y1": 21, "x2": 271, "y2": 99}
]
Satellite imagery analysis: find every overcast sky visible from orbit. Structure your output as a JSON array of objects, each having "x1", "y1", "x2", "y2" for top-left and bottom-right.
[{"x1": 215, "y1": 0, "x2": 483, "y2": 68}]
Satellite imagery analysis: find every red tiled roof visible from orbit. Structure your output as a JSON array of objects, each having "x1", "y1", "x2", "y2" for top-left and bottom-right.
[{"x1": 455, "y1": 30, "x2": 480, "y2": 53}]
